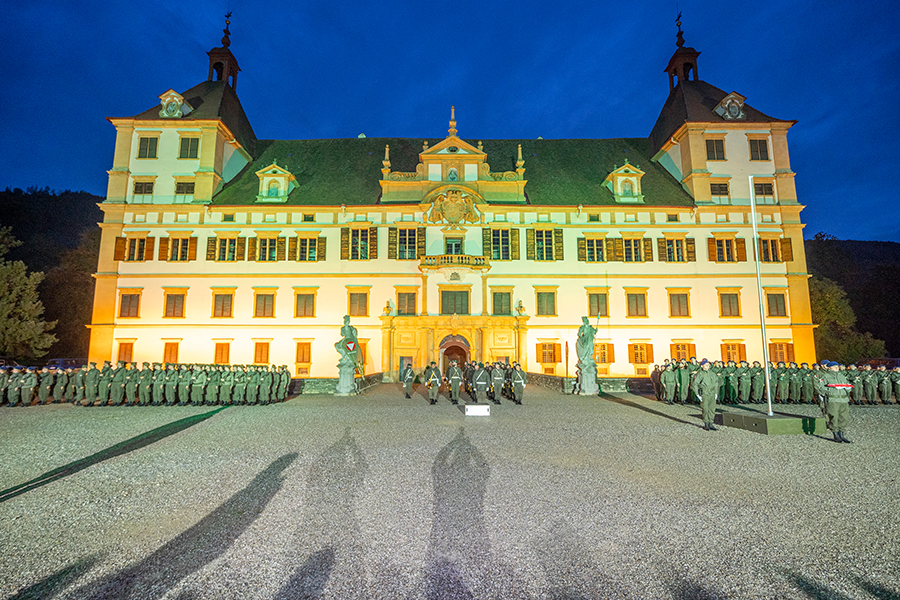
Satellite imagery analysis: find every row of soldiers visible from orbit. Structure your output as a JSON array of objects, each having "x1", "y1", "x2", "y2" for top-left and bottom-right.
[
  {"x1": 405, "y1": 360, "x2": 527, "y2": 405},
  {"x1": 652, "y1": 358, "x2": 900, "y2": 405},
  {"x1": 0, "y1": 361, "x2": 293, "y2": 407}
]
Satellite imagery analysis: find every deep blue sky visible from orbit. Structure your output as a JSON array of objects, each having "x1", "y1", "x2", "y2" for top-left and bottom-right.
[{"x1": 2, "y1": 0, "x2": 898, "y2": 241}]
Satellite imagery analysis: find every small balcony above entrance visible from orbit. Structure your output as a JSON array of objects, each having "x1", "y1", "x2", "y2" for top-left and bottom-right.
[{"x1": 419, "y1": 254, "x2": 491, "y2": 281}]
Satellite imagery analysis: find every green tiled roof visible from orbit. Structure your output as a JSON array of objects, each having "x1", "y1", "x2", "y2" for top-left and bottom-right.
[{"x1": 212, "y1": 136, "x2": 695, "y2": 207}]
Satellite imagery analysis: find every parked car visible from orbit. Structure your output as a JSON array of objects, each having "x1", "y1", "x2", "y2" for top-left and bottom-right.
[
  {"x1": 45, "y1": 358, "x2": 87, "y2": 370},
  {"x1": 0, "y1": 357, "x2": 21, "y2": 367}
]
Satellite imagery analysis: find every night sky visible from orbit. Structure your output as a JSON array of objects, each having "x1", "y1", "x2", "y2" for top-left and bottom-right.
[{"x1": 2, "y1": 1, "x2": 897, "y2": 241}]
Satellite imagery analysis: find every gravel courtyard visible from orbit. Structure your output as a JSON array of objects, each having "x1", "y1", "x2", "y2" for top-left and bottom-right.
[{"x1": 1, "y1": 385, "x2": 898, "y2": 600}]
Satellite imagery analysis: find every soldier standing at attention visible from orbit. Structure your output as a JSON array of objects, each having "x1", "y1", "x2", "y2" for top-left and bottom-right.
[
  {"x1": 844, "y1": 364, "x2": 862, "y2": 405},
  {"x1": 246, "y1": 366, "x2": 260, "y2": 405},
  {"x1": 860, "y1": 365, "x2": 877, "y2": 404},
  {"x1": 220, "y1": 365, "x2": 235, "y2": 405},
  {"x1": 799, "y1": 363, "x2": 815, "y2": 404},
  {"x1": 259, "y1": 365, "x2": 274, "y2": 405},
  {"x1": 787, "y1": 362, "x2": 802, "y2": 403},
  {"x1": 0, "y1": 366, "x2": 8, "y2": 405},
  {"x1": 82, "y1": 362, "x2": 99, "y2": 406},
  {"x1": 491, "y1": 363, "x2": 505, "y2": 404},
  {"x1": 723, "y1": 360, "x2": 737, "y2": 403},
  {"x1": 401, "y1": 363, "x2": 415, "y2": 398},
  {"x1": 691, "y1": 359, "x2": 720, "y2": 431},
  {"x1": 511, "y1": 363, "x2": 527, "y2": 405},
  {"x1": 774, "y1": 361, "x2": 789, "y2": 403},
  {"x1": 233, "y1": 365, "x2": 247, "y2": 405},
  {"x1": 37, "y1": 366, "x2": 53, "y2": 405},
  {"x1": 109, "y1": 361, "x2": 126, "y2": 406},
  {"x1": 650, "y1": 364, "x2": 663, "y2": 401},
  {"x1": 7, "y1": 366, "x2": 23, "y2": 406},
  {"x1": 814, "y1": 361, "x2": 854, "y2": 443},
  {"x1": 72, "y1": 365, "x2": 86, "y2": 405},
  {"x1": 473, "y1": 362, "x2": 490, "y2": 404},
  {"x1": 736, "y1": 360, "x2": 751, "y2": 404},
  {"x1": 891, "y1": 366, "x2": 900, "y2": 405},
  {"x1": 137, "y1": 362, "x2": 152, "y2": 405},
  {"x1": 446, "y1": 360, "x2": 464, "y2": 405},
  {"x1": 124, "y1": 363, "x2": 138, "y2": 406},
  {"x1": 660, "y1": 363, "x2": 677, "y2": 405},
  {"x1": 191, "y1": 365, "x2": 207, "y2": 405},
  {"x1": 205, "y1": 365, "x2": 220, "y2": 405},
  {"x1": 876, "y1": 365, "x2": 892, "y2": 404},
  {"x1": 21, "y1": 366, "x2": 38, "y2": 406},
  {"x1": 675, "y1": 360, "x2": 691, "y2": 405},
  {"x1": 150, "y1": 362, "x2": 165, "y2": 405},
  {"x1": 423, "y1": 361, "x2": 442, "y2": 405},
  {"x1": 177, "y1": 364, "x2": 192, "y2": 405},
  {"x1": 97, "y1": 361, "x2": 112, "y2": 406},
  {"x1": 53, "y1": 366, "x2": 69, "y2": 403}
]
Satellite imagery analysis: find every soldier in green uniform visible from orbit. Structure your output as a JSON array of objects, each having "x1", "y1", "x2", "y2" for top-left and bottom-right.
[
  {"x1": 750, "y1": 361, "x2": 765, "y2": 403},
  {"x1": 72, "y1": 365, "x2": 86, "y2": 405},
  {"x1": 860, "y1": 365, "x2": 876, "y2": 404},
  {"x1": 202, "y1": 365, "x2": 217, "y2": 405},
  {"x1": 124, "y1": 362, "x2": 139, "y2": 405},
  {"x1": 774, "y1": 362, "x2": 789, "y2": 403},
  {"x1": 21, "y1": 366, "x2": 38, "y2": 406},
  {"x1": 736, "y1": 360, "x2": 751, "y2": 404},
  {"x1": 137, "y1": 362, "x2": 152, "y2": 405},
  {"x1": 660, "y1": 362, "x2": 677, "y2": 404},
  {"x1": 97, "y1": 361, "x2": 112, "y2": 406},
  {"x1": 246, "y1": 366, "x2": 260, "y2": 405},
  {"x1": 149, "y1": 363, "x2": 163, "y2": 405},
  {"x1": 7, "y1": 366, "x2": 23, "y2": 406},
  {"x1": 0, "y1": 366, "x2": 9, "y2": 405},
  {"x1": 814, "y1": 361, "x2": 853, "y2": 443},
  {"x1": 511, "y1": 363, "x2": 527, "y2": 405},
  {"x1": 446, "y1": 360, "x2": 464, "y2": 405},
  {"x1": 83, "y1": 362, "x2": 99, "y2": 406},
  {"x1": 190, "y1": 365, "x2": 207, "y2": 405},
  {"x1": 691, "y1": 359, "x2": 720, "y2": 431},
  {"x1": 675, "y1": 359, "x2": 692, "y2": 405},
  {"x1": 891, "y1": 366, "x2": 900, "y2": 405},
  {"x1": 109, "y1": 361, "x2": 126, "y2": 405},
  {"x1": 472, "y1": 362, "x2": 489, "y2": 404},
  {"x1": 423, "y1": 361, "x2": 442, "y2": 405},
  {"x1": 723, "y1": 360, "x2": 737, "y2": 403},
  {"x1": 220, "y1": 365, "x2": 235, "y2": 404},
  {"x1": 53, "y1": 366, "x2": 69, "y2": 403},
  {"x1": 844, "y1": 364, "x2": 862, "y2": 405},
  {"x1": 491, "y1": 363, "x2": 505, "y2": 404},
  {"x1": 233, "y1": 365, "x2": 247, "y2": 405},
  {"x1": 799, "y1": 363, "x2": 814, "y2": 404},
  {"x1": 38, "y1": 366, "x2": 54, "y2": 405},
  {"x1": 160, "y1": 364, "x2": 175, "y2": 405},
  {"x1": 176, "y1": 364, "x2": 191, "y2": 405},
  {"x1": 400, "y1": 363, "x2": 415, "y2": 398},
  {"x1": 788, "y1": 362, "x2": 802, "y2": 403},
  {"x1": 259, "y1": 365, "x2": 272, "y2": 404},
  {"x1": 876, "y1": 365, "x2": 892, "y2": 404}
]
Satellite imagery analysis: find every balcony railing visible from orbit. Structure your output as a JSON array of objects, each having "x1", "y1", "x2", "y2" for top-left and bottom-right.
[{"x1": 419, "y1": 254, "x2": 491, "y2": 270}]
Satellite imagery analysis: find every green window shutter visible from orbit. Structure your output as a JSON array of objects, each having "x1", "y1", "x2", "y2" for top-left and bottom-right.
[
  {"x1": 144, "y1": 237, "x2": 155, "y2": 261},
  {"x1": 248, "y1": 237, "x2": 257, "y2": 262},
  {"x1": 510, "y1": 228, "x2": 520, "y2": 260},
  {"x1": 206, "y1": 237, "x2": 217, "y2": 261},
  {"x1": 158, "y1": 237, "x2": 169, "y2": 261},
  {"x1": 369, "y1": 227, "x2": 378, "y2": 260},
  {"x1": 707, "y1": 238, "x2": 717, "y2": 262},
  {"x1": 388, "y1": 227, "x2": 398, "y2": 260},
  {"x1": 187, "y1": 237, "x2": 197, "y2": 261},
  {"x1": 735, "y1": 238, "x2": 747, "y2": 262},
  {"x1": 416, "y1": 227, "x2": 426, "y2": 258},
  {"x1": 642, "y1": 238, "x2": 653, "y2": 262},
  {"x1": 276, "y1": 237, "x2": 286, "y2": 261},
  {"x1": 526, "y1": 228, "x2": 535, "y2": 260},
  {"x1": 113, "y1": 237, "x2": 126, "y2": 261},
  {"x1": 605, "y1": 239, "x2": 616, "y2": 262},
  {"x1": 614, "y1": 238, "x2": 624, "y2": 261},
  {"x1": 340, "y1": 227, "x2": 349, "y2": 260},
  {"x1": 317, "y1": 236, "x2": 327, "y2": 261},
  {"x1": 553, "y1": 228, "x2": 564, "y2": 261},
  {"x1": 685, "y1": 237, "x2": 696, "y2": 262},
  {"x1": 288, "y1": 237, "x2": 297, "y2": 261},
  {"x1": 236, "y1": 237, "x2": 246, "y2": 261},
  {"x1": 780, "y1": 238, "x2": 794, "y2": 262},
  {"x1": 482, "y1": 228, "x2": 492, "y2": 257},
  {"x1": 577, "y1": 237, "x2": 587, "y2": 261},
  {"x1": 657, "y1": 238, "x2": 668, "y2": 262}
]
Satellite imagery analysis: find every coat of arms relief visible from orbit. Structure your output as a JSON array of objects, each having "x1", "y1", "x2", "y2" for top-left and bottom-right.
[{"x1": 427, "y1": 188, "x2": 479, "y2": 231}]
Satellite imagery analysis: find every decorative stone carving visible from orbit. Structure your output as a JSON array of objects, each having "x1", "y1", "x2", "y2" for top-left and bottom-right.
[{"x1": 428, "y1": 189, "x2": 479, "y2": 230}]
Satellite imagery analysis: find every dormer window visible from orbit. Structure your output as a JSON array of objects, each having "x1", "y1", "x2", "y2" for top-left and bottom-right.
[
  {"x1": 622, "y1": 181, "x2": 634, "y2": 196},
  {"x1": 605, "y1": 162, "x2": 646, "y2": 204},
  {"x1": 268, "y1": 182, "x2": 280, "y2": 197},
  {"x1": 255, "y1": 162, "x2": 295, "y2": 203}
]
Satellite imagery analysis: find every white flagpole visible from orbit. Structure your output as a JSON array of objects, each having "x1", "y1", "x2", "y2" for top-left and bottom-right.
[{"x1": 749, "y1": 175, "x2": 774, "y2": 416}]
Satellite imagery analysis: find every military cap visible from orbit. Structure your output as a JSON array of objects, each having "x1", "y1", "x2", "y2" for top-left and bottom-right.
[
  {"x1": 117, "y1": 361, "x2": 125, "y2": 366},
  {"x1": 27, "y1": 366, "x2": 36, "y2": 371},
  {"x1": 103, "y1": 360, "x2": 111, "y2": 366},
  {"x1": 152, "y1": 362, "x2": 161, "y2": 367},
  {"x1": 0, "y1": 366, "x2": 6, "y2": 371},
  {"x1": 142, "y1": 362, "x2": 150, "y2": 367},
  {"x1": 800, "y1": 362, "x2": 808, "y2": 367},
  {"x1": 700, "y1": 359, "x2": 710, "y2": 366},
  {"x1": 90, "y1": 362, "x2": 97, "y2": 367}
]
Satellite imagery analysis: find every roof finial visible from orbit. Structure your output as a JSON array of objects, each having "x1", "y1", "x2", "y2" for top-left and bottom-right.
[
  {"x1": 675, "y1": 11, "x2": 684, "y2": 48},
  {"x1": 383, "y1": 144, "x2": 391, "y2": 168},
  {"x1": 222, "y1": 11, "x2": 232, "y2": 48},
  {"x1": 448, "y1": 105, "x2": 457, "y2": 137}
]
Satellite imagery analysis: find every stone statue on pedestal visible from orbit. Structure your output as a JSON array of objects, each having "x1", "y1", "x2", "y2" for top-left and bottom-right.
[
  {"x1": 335, "y1": 315, "x2": 361, "y2": 395},
  {"x1": 575, "y1": 316, "x2": 600, "y2": 395}
]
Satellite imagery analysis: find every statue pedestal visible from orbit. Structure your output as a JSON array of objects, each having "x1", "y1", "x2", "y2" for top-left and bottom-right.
[
  {"x1": 576, "y1": 361, "x2": 599, "y2": 396},
  {"x1": 335, "y1": 359, "x2": 357, "y2": 396}
]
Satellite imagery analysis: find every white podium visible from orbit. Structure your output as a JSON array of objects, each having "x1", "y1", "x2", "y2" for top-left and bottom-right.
[{"x1": 465, "y1": 404, "x2": 491, "y2": 416}]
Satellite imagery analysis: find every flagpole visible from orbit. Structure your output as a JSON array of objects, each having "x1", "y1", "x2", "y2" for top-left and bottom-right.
[{"x1": 749, "y1": 175, "x2": 774, "y2": 416}]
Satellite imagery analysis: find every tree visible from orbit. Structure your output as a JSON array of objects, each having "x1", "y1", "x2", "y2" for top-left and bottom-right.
[
  {"x1": 0, "y1": 227, "x2": 57, "y2": 359},
  {"x1": 809, "y1": 276, "x2": 886, "y2": 364}
]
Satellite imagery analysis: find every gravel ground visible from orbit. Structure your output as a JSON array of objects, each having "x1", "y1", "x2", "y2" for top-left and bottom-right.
[{"x1": 0, "y1": 386, "x2": 898, "y2": 600}]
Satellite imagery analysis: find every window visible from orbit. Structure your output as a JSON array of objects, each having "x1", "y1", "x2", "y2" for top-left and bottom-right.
[
  {"x1": 536, "y1": 292, "x2": 556, "y2": 316},
  {"x1": 125, "y1": 238, "x2": 146, "y2": 262},
  {"x1": 588, "y1": 214, "x2": 600, "y2": 222},
  {"x1": 767, "y1": 293, "x2": 787, "y2": 317},
  {"x1": 492, "y1": 292, "x2": 511, "y2": 316},
  {"x1": 586, "y1": 239, "x2": 604, "y2": 262},
  {"x1": 491, "y1": 229, "x2": 510, "y2": 260},
  {"x1": 721, "y1": 343, "x2": 746, "y2": 362},
  {"x1": 133, "y1": 181, "x2": 154, "y2": 195},
  {"x1": 594, "y1": 343, "x2": 614, "y2": 364},
  {"x1": 398, "y1": 229, "x2": 417, "y2": 259},
  {"x1": 669, "y1": 293, "x2": 690, "y2": 317},
  {"x1": 710, "y1": 182, "x2": 729, "y2": 201},
  {"x1": 666, "y1": 239, "x2": 685, "y2": 262},
  {"x1": 540, "y1": 343, "x2": 559, "y2": 363},
  {"x1": 349, "y1": 292, "x2": 368, "y2": 316},
  {"x1": 254, "y1": 293, "x2": 275, "y2": 318},
  {"x1": 350, "y1": 229, "x2": 369, "y2": 260},
  {"x1": 118, "y1": 342, "x2": 133, "y2": 364},
  {"x1": 295, "y1": 293, "x2": 315, "y2": 317},
  {"x1": 749, "y1": 139, "x2": 769, "y2": 161},
  {"x1": 760, "y1": 239, "x2": 780, "y2": 262},
  {"x1": 222, "y1": 214, "x2": 235, "y2": 222},
  {"x1": 588, "y1": 293, "x2": 607, "y2": 317},
  {"x1": 179, "y1": 137, "x2": 199, "y2": 159},
  {"x1": 754, "y1": 182, "x2": 774, "y2": 203},
  {"x1": 119, "y1": 293, "x2": 140, "y2": 318},
  {"x1": 214, "y1": 343, "x2": 230, "y2": 364},
  {"x1": 170, "y1": 238, "x2": 190, "y2": 261},
  {"x1": 720, "y1": 292, "x2": 740, "y2": 317},
  {"x1": 397, "y1": 292, "x2": 416, "y2": 316},
  {"x1": 768, "y1": 342, "x2": 794, "y2": 364},
  {"x1": 163, "y1": 342, "x2": 179, "y2": 364},
  {"x1": 296, "y1": 342, "x2": 311, "y2": 365},
  {"x1": 138, "y1": 137, "x2": 157, "y2": 159},
  {"x1": 445, "y1": 237, "x2": 463, "y2": 255},
  {"x1": 670, "y1": 343, "x2": 694, "y2": 361},
  {"x1": 175, "y1": 182, "x2": 195, "y2": 195},
  {"x1": 213, "y1": 293, "x2": 233, "y2": 318},
  {"x1": 254, "y1": 342, "x2": 269, "y2": 364},
  {"x1": 164, "y1": 293, "x2": 185, "y2": 318},
  {"x1": 297, "y1": 237, "x2": 317, "y2": 261},
  {"x1": 623, "y1": 239, "x2": 643, "y2": 262},
  {"x1": 267, "y1": 182, "x2": 280, "y2": 197},
  {"x1": 629, "y1": 343, "x2": 653, "y2": 364},
  {"x1": 440, "y1": 290, "x2": 469, "y2": 315},
  {"x1": 535, "y1": 230, "x2": 554, "y2": 260},
  {"x1": 216, "y1": 238, "x2": 237, "y2": 262},
  {"x1": 302, "y1": 214, "x2": 315, "y2": 222},
  {"x1": 706, "y1": 139, "x2": 725, "y2": 160},
  {"x1": 666, "y1": 214, "x2": 679, "y2": 222},
  {"x1": 716, "y1": 239, "x2": 736, "y2": 262},
  {"x1": 258, "y1": 238, "x2": 277, "y2": 261},
  {"x1": 627, "y1": 293, "x2": 647, "y2": 317}
]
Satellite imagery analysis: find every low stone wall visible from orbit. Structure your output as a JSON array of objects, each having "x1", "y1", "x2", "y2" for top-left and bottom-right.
[
  {"x1": 291, "y1": 373, "x2": 383, "y2": 395},
  {"x1": 526, "y1": 372, "x2": 653, "y2": 395}
]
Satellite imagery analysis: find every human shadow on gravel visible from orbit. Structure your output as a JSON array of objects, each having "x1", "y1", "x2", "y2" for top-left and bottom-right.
[
  {"x1": 600, "y1": 393, "x2": 700, "y2": 428},
  {"x1": 5, "y1": 555, "x2": 97, "y2": 600},
  {"x1": 667, "y1": 577, "x2": 727, "y2": 600},
  {"x1": 789, "y1": 572, "x2": 854, "y2": 600},
  {"x1": 0, "y1": 407, "x2": 227, "y2": 504},
  {"x1": 274, "y1": 427, "x2": 367, "y2": 599},
  {"x1": 63, "y1": 452, "x2": 296, "y2": 600}
]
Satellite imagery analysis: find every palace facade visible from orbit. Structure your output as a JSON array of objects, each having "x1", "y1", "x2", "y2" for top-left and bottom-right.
[{"x1": 88, "y1": 22, "x2": 814, "y2": 379}]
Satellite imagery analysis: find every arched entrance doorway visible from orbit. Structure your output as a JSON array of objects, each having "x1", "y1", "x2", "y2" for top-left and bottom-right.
[{"x1": 439, "y1": 334, "x2": 470, "y2": 372}]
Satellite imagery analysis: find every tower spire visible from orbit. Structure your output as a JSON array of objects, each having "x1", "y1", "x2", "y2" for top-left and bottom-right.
[
  {"x1": 208, "y1": 12, "x2": 241, "y2": 90},
  {"x1": 675, "y1": 11, "x2": 684, "y2": 48},
  {"x1": 222, "y1": 12, "x2": 232, "y2": 48},
  {"x1": 664, "y1": 13, "x2": 700, "y2": 92},
  {"x1": 448, "y1": 106, "x2": 457, "y2": 137}
]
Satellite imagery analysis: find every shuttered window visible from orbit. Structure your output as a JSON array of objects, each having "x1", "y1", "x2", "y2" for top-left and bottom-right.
[
  {"x1": 720, "y1": 293, "x2": 740, "y2": 317},
  {"x1": 767, "y1": 293, "x2": 787, "y2": 317},
  {"x1": 138, "y1": 137, "x2": 157, "y2": 159},
  {"x1": 214, "y1": 343, "x2": 230, "y2": 364},
  {"x1": 397, "y1": 292, "x2": 417, "y2": 316},
  {"x1": 163, "y1": 342, "x2": 178, "y2": 364},
  {"x1": 440, "y1": 291, "x2": 469, "y2": 315},
  {"x1": 721, "y1": 343, "x2": 747, "y2": 362},
  {"x1": 254, "y1": 342, "x2": 270, "y2": 365},
  {"x1": 623, "y1": 239, "x2": 643, "y2": 262},
  {"x1": 594, "y1": 343, "x2": 614, "y2": 364},
  {"x1": 351, "y1": 229, "x2": 369, "y2": 260},
  {"x1": 626, "y1": 293, "x2": 647, "y2": 317},
  {"x1": 588, "y1": 293, "x2": 607, "y2": 317},
  {"x1": 749, "y1": 139, "x2": 769, "y2": 161},
  {"x1": 491, "y1": 229, "x2": 511, "y2": 260},
  {"x1": 669, "y1": 293, "x2": 690, "y2": 317},
  {"x1": 119, "y1": 294, "x2": 140, "y2": 318},
  {"x1": 254, "y1": 294, "x2": 275, "y2": 317},
  {"x1": 760, "y1": 239, "x2": 780, "y2": 262},
  {"x1": 536, "y1": 292, "x2": 556, "y2": 316},
  {"x1": 534, "y1": 230, "x2": 554, "y2": 260},
  {"x1": 628, "y1": 343, "x2": 654, "y2": 364},
  {"x1": 258, "y1": 238, "x2": 277, "y2": 261},
  {"x1": 349, "y1": 292, "x2": 368, "y2": 317},
  {"x1": 398, "y1": 229, "x2": 417, "y2": 259},
  {"x1": 706, "y1": 139, "x2": 725, "y2": 160},
  {"x1": 164, "y1": 294, "x2": 185, "y2": 318},
  {"x1": 492, "y1": 292, "x2": 511, "y2": 316},
  {"x1": 295, "y1": 293, "x2": 315, "y2": 317},
  {"x1": 213, "y1": 293, "x2": 233, "y2": 317},
  {"x1": 586, "y1": 238, "x2": 604, "y2": 262},
  {"x1": 296, "y1": 342, "x2": 312, "y2": 364},
  {"x1": 217, "y1": 238, "x2": 237, "y2": 261},
  {"x1": 179, "y1": 137, "x2": 199, "y2": 159}
]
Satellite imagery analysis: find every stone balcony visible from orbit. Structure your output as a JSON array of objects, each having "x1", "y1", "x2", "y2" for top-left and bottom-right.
[{"x1": 419, "y1": 254, "x2": 491, "y2": 281}]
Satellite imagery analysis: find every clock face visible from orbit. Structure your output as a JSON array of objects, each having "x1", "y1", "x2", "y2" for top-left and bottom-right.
[
  {"x1": 727, "y1": 102, "x2": 741, "y2": 118},
  {"x1": 165, "y1": 100, "x2": 179, "y2": 116}
]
